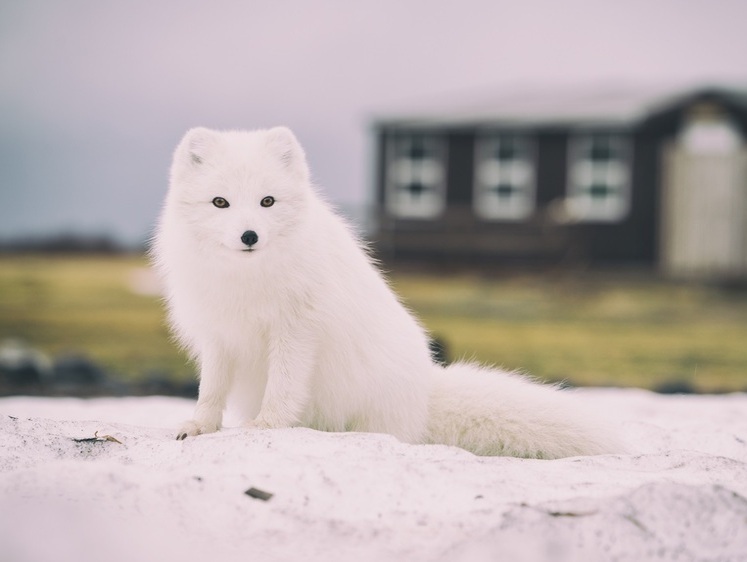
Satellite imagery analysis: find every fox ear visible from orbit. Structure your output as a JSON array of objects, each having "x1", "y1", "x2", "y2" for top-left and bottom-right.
[
  {"x1": 265, "y1": 127, "x2": 308, "y2": 176},
  {"x1": 180, "y1": 127, "x2": 219, "y2": 166}
]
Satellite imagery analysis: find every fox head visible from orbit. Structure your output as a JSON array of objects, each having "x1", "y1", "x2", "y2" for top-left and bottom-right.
[{"x1": 166, "y1": 127, "x2": 313, "y2": 256}]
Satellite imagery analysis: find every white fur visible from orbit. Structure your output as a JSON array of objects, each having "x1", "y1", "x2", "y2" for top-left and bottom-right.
[
  {"x1": 427, "y1": 364, "x2": 617, "y2": 458},
  {"x1": 152, "y1": 127, "x2": 622, "y2": 459}
]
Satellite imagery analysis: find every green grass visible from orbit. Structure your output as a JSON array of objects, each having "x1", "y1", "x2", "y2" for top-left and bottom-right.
[
  {"x1": 1, "y1": 254, "x2": 746, "y2": 392},
  {"x1": 0, "y1": 254, "x2": 192, "y2": 382},
  {"x1": 392, "y1": 274, "x2": 747, "y2": 392}
]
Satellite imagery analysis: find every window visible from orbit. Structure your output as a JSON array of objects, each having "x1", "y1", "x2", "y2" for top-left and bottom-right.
[
  {"x1": 386, "y1": 133, "x2": 446, "y2": 219},
  {"x1": 567, "y1": 133, "x2": 631, "y2": 222},
  {"x1": 473, "y1": 133, "x2": 535, "y2": 220}
]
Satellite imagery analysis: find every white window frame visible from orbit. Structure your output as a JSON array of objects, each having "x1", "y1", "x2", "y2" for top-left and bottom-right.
[
  {"x1": 385, "y1": 133, "x2": 447, "y2": 219},
  {"x1": 473, "y1": 132, "x2": 536, "y2": 221},
  {"x1": 566, "y1": 132, "x2": 631, "y2": 222}
]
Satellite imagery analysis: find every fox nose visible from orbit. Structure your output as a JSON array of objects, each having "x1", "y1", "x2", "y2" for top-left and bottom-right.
[{"x1": 241, "y1": 230, "x2": 258, "y2": 247}]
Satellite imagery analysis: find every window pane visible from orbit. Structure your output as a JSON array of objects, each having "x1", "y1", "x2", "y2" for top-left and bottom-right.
[
  {"x1": 474, "y1": 133, "x2": 535, "y2": 221},
  {"x1": 386, "y1": 134, "x2": 447, "y2": 219},
  {"x1": 567, "y1": 134, "x2": 630, "y2": 222}
]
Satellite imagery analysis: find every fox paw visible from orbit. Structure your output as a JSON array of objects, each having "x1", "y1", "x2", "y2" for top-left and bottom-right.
[
  {"x1": 176, "y1": 419, "x2": 220, "y2": 440},
  {"x1": 243, "y1": 416, "x2": 285, "y2": 431},
  {"x1": 243, "y1": 419, "x2": 272, "y2": 431}
]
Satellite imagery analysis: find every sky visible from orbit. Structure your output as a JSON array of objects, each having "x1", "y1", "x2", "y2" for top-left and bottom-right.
[{"x1": 1, "y1": 0, "x2": 746, "y2": 245}]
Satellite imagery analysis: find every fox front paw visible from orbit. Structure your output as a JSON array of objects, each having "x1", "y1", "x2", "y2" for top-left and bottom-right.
[
  {"x1": 243, "y1": 414, "x2": 288, "y2": 431},
  {"x1": 176, "y1": 419, "x2": 220, "y2": 440},
  {"x1": 242, "y1": 418, "x2": 273, "y2": 431}
]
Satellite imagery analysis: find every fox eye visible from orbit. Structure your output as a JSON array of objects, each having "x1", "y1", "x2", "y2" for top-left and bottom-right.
[
  {"x1": 260, "y1": 196, "x2": 275, "y2": 208},
  {"x1": 212, "y1": 197, "x2": 229, "y2": 208}
]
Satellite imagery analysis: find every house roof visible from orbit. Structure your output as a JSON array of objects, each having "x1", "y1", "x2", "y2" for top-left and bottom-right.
[{"x1": 373, "y1": 83, "x2": 747, "y2": 129}]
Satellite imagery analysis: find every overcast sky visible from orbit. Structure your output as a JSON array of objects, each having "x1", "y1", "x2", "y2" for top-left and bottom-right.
[{"x1": 1, "y1": 0, "x2": 746, "y2": 244}]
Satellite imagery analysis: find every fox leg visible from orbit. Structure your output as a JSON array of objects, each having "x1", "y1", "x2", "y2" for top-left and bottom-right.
[{"x1": 176, "y1": 347, "x2": 234, "y2": 439}]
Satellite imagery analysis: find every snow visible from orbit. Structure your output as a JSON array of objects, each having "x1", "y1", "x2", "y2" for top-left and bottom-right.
[{"x1": 1, "y1": 389, "x2": 747, "y2": 562}]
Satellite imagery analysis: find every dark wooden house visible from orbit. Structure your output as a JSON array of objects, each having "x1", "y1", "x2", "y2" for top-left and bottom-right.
[{"x1": 370, "y1": 85, "x2": 747, "y2": 278}]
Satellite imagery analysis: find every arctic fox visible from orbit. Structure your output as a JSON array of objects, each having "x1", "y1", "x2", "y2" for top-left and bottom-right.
[{"x1": 152, "y1": 127, "x2": 620, "y2": 459}]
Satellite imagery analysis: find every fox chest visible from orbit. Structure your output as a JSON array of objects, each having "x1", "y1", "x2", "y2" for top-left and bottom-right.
[{"x1": 186, "y1": 282, "x2": 306, "y2": 337}]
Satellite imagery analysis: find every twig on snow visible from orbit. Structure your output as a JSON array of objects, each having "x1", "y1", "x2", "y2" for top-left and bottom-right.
[
  {"x1": 72, "y1": 431, "x2": 123, "y2": 444},
  {"x1": 245, "y1": 487, "x2": 273, "y2": 501}
]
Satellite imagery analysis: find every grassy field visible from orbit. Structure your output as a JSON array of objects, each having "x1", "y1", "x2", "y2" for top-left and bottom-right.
[
  {"x1": 1, "y1": 254, "x2": 746, "y2": 392},
  {"x1": 0, "y1": 254, "x2": 190, "y2": 382},
  {"x1": 392, "y1": 274, "x2": 747, "y2": 392}
]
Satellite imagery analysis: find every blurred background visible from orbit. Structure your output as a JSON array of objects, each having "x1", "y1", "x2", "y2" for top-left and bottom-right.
[{"x1": 1, "y1": 0, "x2": 746, "y2": 396}]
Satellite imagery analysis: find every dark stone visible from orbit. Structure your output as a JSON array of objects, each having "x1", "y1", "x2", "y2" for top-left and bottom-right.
[{"x1": 53, "y1": 354, "x2": 107, "y2": 385}]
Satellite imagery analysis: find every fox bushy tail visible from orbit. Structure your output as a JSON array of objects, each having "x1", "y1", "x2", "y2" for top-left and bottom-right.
[{"x1": 425, "y1": 363, "x2": 623, "y2": 459}]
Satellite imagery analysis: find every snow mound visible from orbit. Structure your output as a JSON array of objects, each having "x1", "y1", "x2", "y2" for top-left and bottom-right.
[{"x1": 1, "y1": 389, "x2": 746, "y2": 562}]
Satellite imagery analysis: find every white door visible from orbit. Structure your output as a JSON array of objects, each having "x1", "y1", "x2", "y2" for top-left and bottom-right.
[{"x1": 660, "y1": 108, "x2": 747, "y2": 278}]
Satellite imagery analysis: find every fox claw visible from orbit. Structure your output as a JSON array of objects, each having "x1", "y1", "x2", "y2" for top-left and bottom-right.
[{"x1": 175, "y1": 419, "x2": 219, "y2": 440}]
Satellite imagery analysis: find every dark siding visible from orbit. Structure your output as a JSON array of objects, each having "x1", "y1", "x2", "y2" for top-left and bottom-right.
[
  {"x1": 445, "y1": 131, "x2": 475, "y2": 205},
  {"x1": 629, "y1": 134, "x2": 661, "y2": 264},
  {"x1": 535, "y1": 131, "x2": 569, "y2": 208},
  {"x1": 580, "y1": 132, "x2": 660, "y2": 265},
  {"x1": 375, "y1": 130, "x2": 387, "y2": 206},
  {"x1": 373, "y1": 124, "x2": 666, "y2": 269}
]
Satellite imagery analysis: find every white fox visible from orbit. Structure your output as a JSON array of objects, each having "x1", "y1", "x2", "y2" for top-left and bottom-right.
[{"x1": 152, "y1": 127, "x2": 620, "y2": 459}]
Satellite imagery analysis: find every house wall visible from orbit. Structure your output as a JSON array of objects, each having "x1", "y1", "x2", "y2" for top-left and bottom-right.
[
  {"x1": 373, "y1": 126, "x2": 662, "y2": 268},
  {"x1": 535, "y1": 130, "x2": 568, "y2": 207},
  {"x1": 372, "y1": 89, "x2": 747, "y2": 274},
  {"x1": 577, "y1": 132, "x2": 660, "y2": 265},
  {"x1": 445, "y1": 131, "x2": 474, "y2": 206},
  {"x1": 642, "y1": 91, "x2": 747, "y2": 278},
  {"x1": 373, "y1": 128, "x2": 575, "y2": 267}
]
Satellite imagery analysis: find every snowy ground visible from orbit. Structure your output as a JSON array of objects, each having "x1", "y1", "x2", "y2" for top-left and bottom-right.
[{"x1": 1, "y1": 389, "x2": 746, "y2": 562}]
